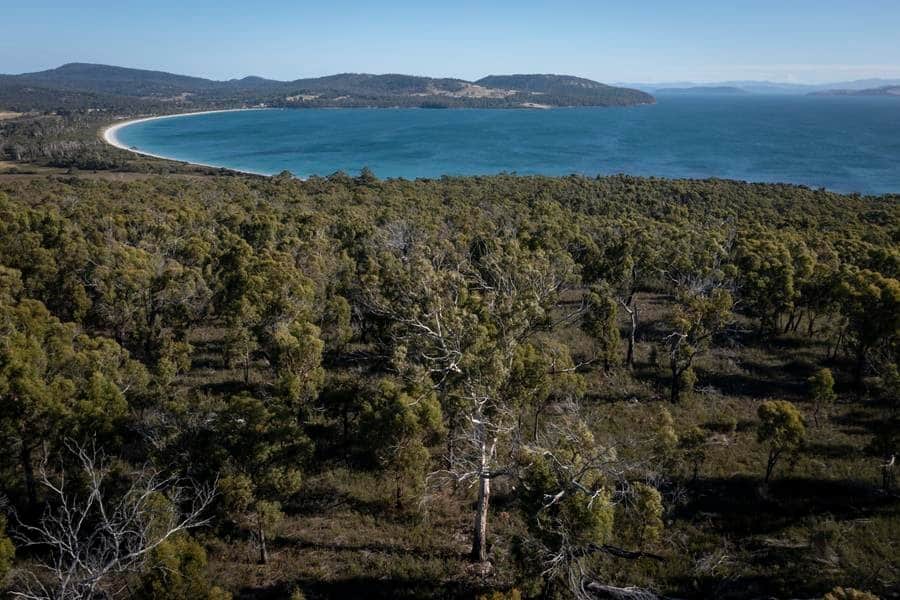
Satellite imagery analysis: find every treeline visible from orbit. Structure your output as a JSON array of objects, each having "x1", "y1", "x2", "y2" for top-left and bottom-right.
[
  {"x1": 274, "y1": 91, "x2": 651, "y2": 109},
  {"x1": 0, "y1": 112, "x2": 239, "y2": 173},
  {"x1": 0, "y1": 173, "x2": 897, "y2": 598}
]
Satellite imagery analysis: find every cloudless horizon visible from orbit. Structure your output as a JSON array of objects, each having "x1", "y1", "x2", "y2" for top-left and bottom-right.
[{"x1": 2, "y1": 0, "x2": 899, "y2": 84}]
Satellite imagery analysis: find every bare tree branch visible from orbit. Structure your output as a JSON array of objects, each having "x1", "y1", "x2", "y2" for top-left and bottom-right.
[{"x1": 10, "y1": 440, "x2": 216, "y2": 600}]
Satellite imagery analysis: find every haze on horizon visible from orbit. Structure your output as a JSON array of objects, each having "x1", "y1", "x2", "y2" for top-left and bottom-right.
[{"x1": 2, "y1": 0, "x2": 899, "y2": 85}]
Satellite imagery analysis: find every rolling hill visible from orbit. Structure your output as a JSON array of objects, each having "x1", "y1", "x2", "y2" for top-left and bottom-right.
[{"x1": 0, "y1": 63, "x2": 654, "y2": 111}]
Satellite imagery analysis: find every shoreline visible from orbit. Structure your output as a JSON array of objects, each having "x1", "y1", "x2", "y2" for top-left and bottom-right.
[
  {"x1": 99, "y1": 102, "x2": 655, "y2": 176},
  {"x1": 101, "y1": 108, "x2": 274, "y2": 176}
]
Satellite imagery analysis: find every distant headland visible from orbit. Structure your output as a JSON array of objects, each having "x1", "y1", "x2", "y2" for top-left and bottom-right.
[
  {"x1": 810, "y1": 85, "x2": 900, "y2": 97},
  {"x1": 0, "y1": 63, "x2": 655, "y2": 112}
]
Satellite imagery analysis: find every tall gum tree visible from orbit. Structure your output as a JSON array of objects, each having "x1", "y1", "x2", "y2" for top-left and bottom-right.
[{"x1": 363, "y1": 232, "x2": 580, "y2": 562}]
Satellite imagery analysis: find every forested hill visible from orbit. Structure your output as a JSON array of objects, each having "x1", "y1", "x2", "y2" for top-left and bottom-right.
[
  {"x1": 0, "y1": 63, "x2": 654, "y2": 112},
  {"x1": 476, "y1": 73, "x2": 654, "y2": 105}
]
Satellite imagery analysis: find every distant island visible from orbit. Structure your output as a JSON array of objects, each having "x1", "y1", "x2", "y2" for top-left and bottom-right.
[
  {"x1": 0, "y1": 63, "x2": 654, "y2": 112},
  {"x1": 655, "y1": 86, "x2": 749, "y2": 95},
  {"x1": 811, "y1": 85, "x2": 900, "y2": 97},
  {"x1": 623, "y1": 78, "x2": 900, "y2": 95}
]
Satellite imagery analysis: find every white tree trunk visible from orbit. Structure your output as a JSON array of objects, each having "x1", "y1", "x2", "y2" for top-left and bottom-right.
[
  {"x1": 471, "y1": 470, "x2": 490, "y2": 562},
  {"x1": 471, "y1": 424, "x2": 491, "y2": 562}
]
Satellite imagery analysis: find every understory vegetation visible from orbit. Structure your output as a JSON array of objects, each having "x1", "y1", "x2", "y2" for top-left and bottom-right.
[{"x1": 0, "y1": 172, "x2": 897, "y2": 599}]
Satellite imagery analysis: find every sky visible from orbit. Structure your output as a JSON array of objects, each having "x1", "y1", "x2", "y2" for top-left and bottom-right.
[{"x1": 2, "y1": 0, "x2": 899, "y2": 84}]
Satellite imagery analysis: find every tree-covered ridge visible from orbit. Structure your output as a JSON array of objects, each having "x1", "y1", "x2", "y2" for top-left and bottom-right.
[
  {"x1": 476, "y1": 74, "x2": 655, "y2": 104},
  {"x1": 0, "y1": 172, "x2": 897, "y2": 599},
  {"x1": 8, "y1": 63, "x2": 223, "y2": 96},
  {"x1": 0, "y1": 63, "x2": 654, "y2": 112}
]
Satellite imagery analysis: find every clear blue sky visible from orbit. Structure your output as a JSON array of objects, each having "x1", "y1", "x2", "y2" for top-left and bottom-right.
[{"x1": 3, "y1": 0, "x2": 899, "y2": 83}]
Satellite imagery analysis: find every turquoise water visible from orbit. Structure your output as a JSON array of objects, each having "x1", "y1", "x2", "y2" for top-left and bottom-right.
[{"x1": 115, "y1": 96, "x2": 900, "y2": 195}]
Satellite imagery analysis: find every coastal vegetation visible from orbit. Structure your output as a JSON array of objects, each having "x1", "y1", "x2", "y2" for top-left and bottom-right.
[{"x1": 0, "y1": 166, "x2": 897, "y2": 599}]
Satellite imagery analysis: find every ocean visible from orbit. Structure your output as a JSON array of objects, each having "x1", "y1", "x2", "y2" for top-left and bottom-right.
[{"x1": 113, "y1": 95, "x2": 900, "y2": 195}]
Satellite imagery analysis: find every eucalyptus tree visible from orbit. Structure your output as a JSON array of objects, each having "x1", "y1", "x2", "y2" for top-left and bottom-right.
[
  {"x1": 363, "y1": 230, "x2": 580, "y2": 562},
  {"x1": 730, "y1": 233, "x2": 797, "y2": 334},
  {"x1": 807, "y1": 367, "x2": 836, "y2": 426},
  {"x1": 359, "y1": 378, "x2": 444, "y2": 509},
  {"x1": 578, "y1": 221, "x2": 662, "y2": 370},
  {"x1": 664, "y1": 282, "x2": 734, "y2": 403},
  {"x1": 505, "y1": 339, "x2": 584, "y2": 441},
  {"x1": 581, "y1": 283, "x2": 621, "y2": 371},
  {"x1": 757, "y1": 400, "x2": 806, "y2": 484},
  {"x1": 0, "y1": 298, "x2": 147, "y2": 506},
  {"x1": 216, "y1": 392, "x2": 311, "y2": 564},
  {"x1": 517, "y1": 412, "x2": 666, "y2": 599},
  {"x1": 213, "y1": 234, "x2": 326, "y2": 401},
  {"x1": 837, "y1": 269, "x2": 900, "y2": 388},
  {"x1": 136, "y1": 534, "x2": 231, "y2": 600}
]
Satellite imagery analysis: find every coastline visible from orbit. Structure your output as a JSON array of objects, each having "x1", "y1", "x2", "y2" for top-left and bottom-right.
[{"x1": 101, "y1": 108, "x2": 274, "y2": 176}]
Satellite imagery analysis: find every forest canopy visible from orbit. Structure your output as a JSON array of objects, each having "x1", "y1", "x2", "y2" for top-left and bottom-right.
[{"x1": 0, "y1": 172, "x2": 897, "y2": 599}]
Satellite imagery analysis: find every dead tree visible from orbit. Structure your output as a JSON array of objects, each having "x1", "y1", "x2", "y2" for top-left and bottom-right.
[{"x1": 10, "y1": 441, "x2": 215, "y2": 600}]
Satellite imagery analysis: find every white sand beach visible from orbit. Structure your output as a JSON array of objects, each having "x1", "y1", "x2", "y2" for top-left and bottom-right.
[{"x1": 101, "y1": 108, "x2": 271, "y2": 174}]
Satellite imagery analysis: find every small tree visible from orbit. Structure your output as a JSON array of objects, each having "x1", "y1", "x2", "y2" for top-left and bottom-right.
[
  {"x1": 216, "y1": 392, "x2": 309, "y2": 564},
  {"x1": 627, "y1": 483, "x2": 664, "y2": 550},
  {"x1": 679, "y1": 426, "x2": 708, "y2": 482},
  {"x1": 837, "y1": 269, "x2": 900, "y2": 389},
  {"x1": 871, "y1": 363, "x2": 898, "y2": 491},
  {"x1": 360, "y1": 379, "x2": 444, "y2": 509},
  {"x1": 757, "y1": 400, "x2": 805, "y2": 484},
  {"x1": 665, "y1": 285, "x2": 733, "y2": 403},
  {"x1": 808, "y1": 367, "x2": 836, "y2": 426},
  {"x1": 652, "y1": 406, "x2": 679, "y2": 468},
  {"x1": 519, "y1": 419, "x2": 616, "y2": 596},
  {"x1": 223, "y1": 325, "x2": 257, "y2": 385},
  {"x1": 271, "y1": 320, "x2": 325, "y2": 416},
  {"x1": 581, "y1": 284, "x2": 620, "y2": 371}
]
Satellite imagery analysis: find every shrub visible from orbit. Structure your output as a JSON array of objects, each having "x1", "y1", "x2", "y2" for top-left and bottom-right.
[
  {"x1": 823, "y1": 587, "x2": 880, "y2": 600},
  {"x1": 0, "y1": 515, "x2": 14, "y2": 585},
  {"x1": 136, "y1": 534, "x2": 231, "y2": 600}
]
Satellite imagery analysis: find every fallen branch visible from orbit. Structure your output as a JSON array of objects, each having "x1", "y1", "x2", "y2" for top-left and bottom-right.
[
  {"x1": 585, "y1": 582, "x2": 677, "y2": 600},
  {"x1": 584, "y1": 543, "x2": 666, "y2": 562}
]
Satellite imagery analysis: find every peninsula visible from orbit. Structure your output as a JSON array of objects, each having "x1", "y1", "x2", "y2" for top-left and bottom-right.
[{"x1": 0, "y1": 63, "x2": 655, "y2": 112}]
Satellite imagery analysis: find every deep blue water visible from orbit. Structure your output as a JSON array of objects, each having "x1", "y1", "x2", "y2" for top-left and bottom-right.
[{"x1": 115, "y1": 96, "x2": 900, "y2": 195}]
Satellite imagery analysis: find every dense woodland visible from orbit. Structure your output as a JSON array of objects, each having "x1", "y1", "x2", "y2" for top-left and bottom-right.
[{"x1": 0, "y1": 168, "x2": 896, "y2": 600}]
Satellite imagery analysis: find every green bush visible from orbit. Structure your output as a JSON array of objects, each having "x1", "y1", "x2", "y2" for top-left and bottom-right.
[
  {"x1": 0, "y1": 515, "x2": 14, "y2": 585},
  {"x1": 136, "y1": 534, "x2": 230, "y2": 600}
]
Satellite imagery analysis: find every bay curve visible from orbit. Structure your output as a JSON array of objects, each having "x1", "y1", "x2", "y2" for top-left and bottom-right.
[{"x1": 104, "y1": 97, "x2": 900, "y2": 194}]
